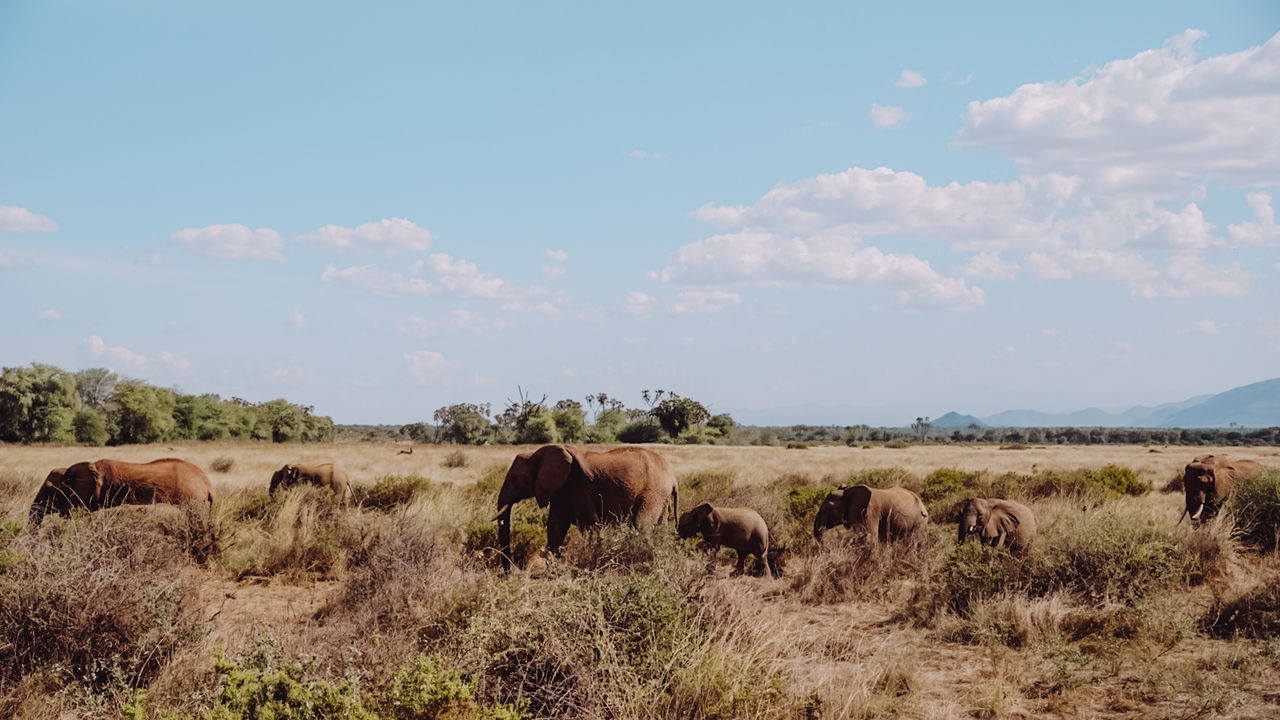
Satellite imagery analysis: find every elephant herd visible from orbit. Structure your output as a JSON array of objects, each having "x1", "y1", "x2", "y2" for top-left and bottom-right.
[{"x1": 25, "y1": 447, "x2": 1267, "y2": 577}]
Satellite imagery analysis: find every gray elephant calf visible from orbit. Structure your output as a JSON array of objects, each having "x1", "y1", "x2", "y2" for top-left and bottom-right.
[
  {"x1": 958, "y1": 497, "x2": 1036, "y2": 553},
  {"x1": 678, "y1": 502, "x2": 772, "y2": 577}
]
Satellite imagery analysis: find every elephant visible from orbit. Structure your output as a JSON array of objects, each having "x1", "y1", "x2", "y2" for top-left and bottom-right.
[
  {"x1": 957, "y1": 497, "x2": 1037, "y2": 553},
  {"x1": 270, "y1": 463, "x2": 354, "y2": 505},
  {"x1": 1180, "y1": 454, "x2": 1265, "y2": 525},
  {"x1": 678, "y1": 502, "x2": 772, "y2": 577},
  {"x1": 492, "y1": 444, "x2": 678, "y2": 570},
  {"x1": 813, "y1": 485, "x2": 928, "y2": 543},
  {"x1": 29, "y1": 458, "x2": 214, "y2": 526}
]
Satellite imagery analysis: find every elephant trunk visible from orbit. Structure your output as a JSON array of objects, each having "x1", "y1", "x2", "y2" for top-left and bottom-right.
[
  {"x1": 813, "y1": 517, "x2": 825, "y2": 541},
  {"x1": 495, "y1": 503, "x2": 512, "y2": 571}
]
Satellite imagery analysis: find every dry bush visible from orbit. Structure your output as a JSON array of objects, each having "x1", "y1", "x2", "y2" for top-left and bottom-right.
[
  {"x1": 790, "y1": 532, "x2": 940, "y2": 605},
  {"x1": 209, "y1": 455, "x2": 235, "y2": 473},
  {"x1": 217, "y1": 487, "x2": 383, "y2": 582},
  {"x1": 0, "y1": 512, "x2": 204, "y2": 713},
  {"x1": 1228, "y1": 470, "x2": 1280, "y2": 552},
  {"x1": 356, "y1": 474, "x2": 435, "y2": 511},
  {"x1": 441, "y1": 450, "x2": 468, "y2": 469},
  {"x1": 1204, "y1": 572, "x2": 1280, "y2": 638}
]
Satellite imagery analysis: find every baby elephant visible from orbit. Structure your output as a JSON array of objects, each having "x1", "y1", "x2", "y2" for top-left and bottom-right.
[
  {"x1": 958, "y1": 498, "x2": 1036, "y2": 554},
  {"x1": 678, "y1": 503, "x2": 772, "y2": 577},
  {"x1": 270, "y1": 463, "x2": 354, "y2": 506}
]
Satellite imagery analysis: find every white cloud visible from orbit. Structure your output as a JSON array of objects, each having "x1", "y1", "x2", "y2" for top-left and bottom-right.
[
  {"x1": 625, "y1": 149, "x2": 664, "y2": 159},
  {"x1": 426, "y1": 253, "x2": 514, "y2": 300},
  {"x1": 320, "y1": 264, "x2": 430, "y2": 296},
  {"x1": 172, "y1": 224, "x2": 285, "y2": 260},
  {"x1": 957, "y1": 30, "x2": 1280, "y2": 194},
  {"x1": 668, "y1": 289, "x2": 742, "y2": 315},
  {"x1": 157, "y1": 351, "x2": 191, "y2": 372},
  {"x1": 136, "y1": 252, "x2": 164, "y2": 266},
  {"x1": 624, "y1": 291, "x2": 659, "y2": 318},
  {"x1": 992, "y1": 346, "x2": 1017, "y2": 360},
  {"x1": 546, "y1": 249, "x2": 568, "y2": 263},
  {"x1": 404, "y1": 350, "x2": 447, "y2": 382},
  {"x1": 290, "y1": 309, "x2": 308, "y2": 330},
  {"x1": 957, "y1": 252, "x2": 1019, "y2": 280},
  {"x1": 541, "y1": 263, "x2": 566, "y2": 279},
  {"x1": 36, "y1": 309, "x2": 60, "y2": 321},
  {"x1": 1195, "y1": 318, "x2": 1220, "y2": 335},
  {"x1": 1227, "y1": 192, "x2": 1280, "y2": 245},
  {"x1": 87, "y1": 335, "x2": 149, "y2": 369},
  {"x1": 268, "y1": 358, "x2": 314, "y2": 383},
  {"x1": 295, "y1": 218, "x2": 434, "y2": 254},
  {"x1": 657, "y1": 232, "x2": 985, "y2": 310},
  {"x1": 399, "y1": 310, "x2": 507, "y2": 336},
  {"x1": 869, "y1": 104, "x2": 911, "y2": 129},
  {"x1": 896, "y1": 69, "x2": 926, "y2": 88},
  {"x1": 0, "y1": 205, "x2": 57, "y2": 232}
]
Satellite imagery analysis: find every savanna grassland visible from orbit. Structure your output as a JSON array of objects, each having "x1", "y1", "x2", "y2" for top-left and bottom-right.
[{"x1": 3, "y1": 441, "x2": 1280, "y2": 719}]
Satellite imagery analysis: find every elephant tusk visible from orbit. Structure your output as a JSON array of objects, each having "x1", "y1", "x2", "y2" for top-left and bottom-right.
[
  {"x1": 492, "y1": 503, "x2": 512, "y2": 523},
  {"x1": 1190, "y1": 504, "x2": 1204, "y2": 521},
  {"x1": 1176, "y1": 508, "x2": 1187, "y2": 525}
]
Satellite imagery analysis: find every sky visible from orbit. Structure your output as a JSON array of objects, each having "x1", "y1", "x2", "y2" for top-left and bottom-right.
[{"x1": 2, "y1": 1, "x2": 1279, "y2": 425}]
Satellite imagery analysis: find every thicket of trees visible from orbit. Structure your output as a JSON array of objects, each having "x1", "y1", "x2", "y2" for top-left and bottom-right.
[
  {"x1": 418, "y1": 389, "x2": 736, "y2": 446},
  {"x1": 0, "y1": 363, "x2": 333, "y2": 446}
]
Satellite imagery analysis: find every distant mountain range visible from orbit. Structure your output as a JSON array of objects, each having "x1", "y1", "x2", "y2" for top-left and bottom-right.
[{"x1": 934, "y1": 377, "x2": 1280, "y2": 429}]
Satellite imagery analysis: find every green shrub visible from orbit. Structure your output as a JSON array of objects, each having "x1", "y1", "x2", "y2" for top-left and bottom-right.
[
  {"x1": 1228, "y1": 470, "x2": 1280, "y2": 551},
  {"x1": 356, "y1": 475, "x2": 434, "y2": 511},
  {"x1": 922, "y1": 467, "x2": 977, "y2": 501},
  {"x1": 463, "y1": 503, "x2": 545, "y2": 569},
  {"x1": 849, "y1": 467, "x2": 917, "y2": 489},
  {"x1": 617, "y1": 420, "x2": 663, "y2": 443},
  {"x1": 1016, "y1": 465, "x2": 1148, "y2": 501},
  {"x1": 377, "y1": 654, "x2": 530, "y2": 720},
  {"x1": 1088, "y1": 464, "x2": 1148, "y2": 497},
  {"x1": 680, "y1": 470, "x2": 736, "y2": 507},
  {"x1": 73, "y1": 408, "x2": 110, "y2": 446},
  {"x1": 676, "y1": 426, "x2": 725, "y2": 445}
]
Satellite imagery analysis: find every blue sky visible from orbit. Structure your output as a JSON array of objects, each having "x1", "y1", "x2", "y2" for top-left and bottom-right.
[{"x1": 2, "y1": 2, "x2": 1278, "y2": 425}]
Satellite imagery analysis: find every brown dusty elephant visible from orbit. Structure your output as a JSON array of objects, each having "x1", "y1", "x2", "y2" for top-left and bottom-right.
[
  {"x1": 270, "y1": 463, "x2": 354, "y2": 505},
  {"x1": 958, "y1": 497, "x2": 1037, "y2": 554},
  {"x1": 493, "y1": 445, "x2": 678, "y2": 570},
  {"x1": 678, "y1": 502, "x2": 772, "y2": 577},
  {"x1": 29, "y1": 458, "x2": 214, "y2": 526},
  {"x1": 813, "y1": 485, "x2": 928, "y2": 543},
  {"x1": 1180, "y1": 454, "x2": 1265, "y2": 525}
]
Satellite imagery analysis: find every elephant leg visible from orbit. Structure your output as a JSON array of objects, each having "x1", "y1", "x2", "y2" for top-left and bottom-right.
[
  {"x1": 633, "y1": 495, "x2": 667, "y2": 530},
  {"x1": 546, "y1": 502, "x2": 573, "y2": 555},
  {"x1": 733, "y1": 550, "x2": 746, "y2": 576}
]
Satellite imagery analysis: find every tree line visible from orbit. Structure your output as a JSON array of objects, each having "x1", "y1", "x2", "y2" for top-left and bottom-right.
[
  {"x1": 402, "y1": 389, "x2": 736, "y2": 446},
  {"x1": 0, "y1": 363, "x2": 334, "y2": 446}
]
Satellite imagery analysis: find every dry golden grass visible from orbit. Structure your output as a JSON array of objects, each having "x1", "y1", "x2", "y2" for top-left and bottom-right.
[{"x1": 3, "y1": 440, "x2": 1280, "y2": 719}]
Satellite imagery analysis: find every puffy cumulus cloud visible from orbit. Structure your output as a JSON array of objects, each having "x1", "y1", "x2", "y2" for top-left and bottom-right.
[
  {"x1": 958, "y1": 30, "x2": 1280, "y2": 194},
  {"x1": 897, "y1": 69, "x2": 926, "y2": 88},
  {"x1": 546, "y1": 249, "x2": 568, "y2": 263},
  {"x1": 423, "y1": 253, "x2": 561, "y2": 313},
  {"x1": 404, "y1": 350, "x2": 447, "y2": 382},
  {"x1": 869, "y1": 104, "x2": 911, "y2": 129},
  {"x1": 1195, "y1": 318, "x2": 1220, "y2": 335},
  {"x1": 1227, "y1": 192, "x2": 1280, "y2": 245},
  {"x1": 295, "y1": 218, "x2": 433, "y2": 254},
  {"x1": 691, "y1": 167, "x2": 1052, "y2": 252},
  {"x1": 957, "y1": 252, "x2": 1019, "y2": 280},
  {"x1": 657, "y1": 232, "x2": 984, "y2": 310},
  {"x1": 542, "y1": 249, "x2": 568, "y2": 278},
  {"x1": 36, "y1": 309, "x2": 60, "y2": 321},
  {"x1": 624, "y1": 291, "x2": 659, "y2": 318},
  {"x1": 87, "y1": 335, "x2": 150, "y2": 369},
  {"x1": 172, "y1": 224, "x2": 285, "y2": 260},
  {"x1": 0, "y1": 205, "x2": 58, "y2": 232},
  {"x1": 320, "y1": 264, "x2": 431, "y2": 296},
  {"x1": 668, "y1": 289, "x2": 741, "y2": 315}
]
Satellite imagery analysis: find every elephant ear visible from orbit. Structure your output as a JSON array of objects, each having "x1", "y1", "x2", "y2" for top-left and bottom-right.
[
  {"x1": 843, "y1": 485, "x2": 873, "y2": 527},
  {"x1": 989, "y1": 507, "x2": 1020, "y2": 536},
  {"x1": 698, "y1": 504, "x2": 720, "y2": 535},
  {"x1": 68, "y1": 461, "x2": 103, "y2": 504},
  {"x1": 533, "y1": 445, "x2": 583, "y2": 507}
]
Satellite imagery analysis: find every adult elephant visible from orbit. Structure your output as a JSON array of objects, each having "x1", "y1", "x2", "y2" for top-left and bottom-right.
[
  {"x1": 270, "y1": 463, "x2": 354, "y2": 506},
  {"x1": 492, "y1": 445, "x2": 678, "y2": 570},
  {"x1": 1181, "y1": 454, "x2": 1264, "y2": 525},
  {"x1": 957, "y1": 497, "x2": 1037, "y2": 553},
  {"x1": 29, "y1": 458, "x2": 214, "y2": 526},
  {"x1": 813, "y1": 485, "x2": 928, "y2": 543}
]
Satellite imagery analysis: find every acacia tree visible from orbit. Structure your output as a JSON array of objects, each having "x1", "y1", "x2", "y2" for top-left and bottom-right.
[
  {"x1": 648, "y1": 392, "x2": 710, "y2": 438},
  {"x1": 433, "y1": 403, "x2": 493, "y2": 445},
  {"x1": 912, "y1": 416, "x2": 932, "y2": 443}
]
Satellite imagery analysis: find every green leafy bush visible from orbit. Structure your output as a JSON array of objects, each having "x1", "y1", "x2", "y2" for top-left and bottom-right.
[
  {"x1": 1228, "y1": 470, "x2": 1280, "y2": 551},
  {"x1": 922, "y1": 468, "x2": 977, "y2": 501},
  {"x1": 680, "y1": 470, "x2": 736, "y2": 507},
  {"x1": 356, "y1": 475, "x2": 434, "y2": 511},
  {"x1": 463, "y1": 504, "x2": 545, "y2": 569},
  {"x1": 617, "y1": 420, "x2": 663, "y2": 443}
]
